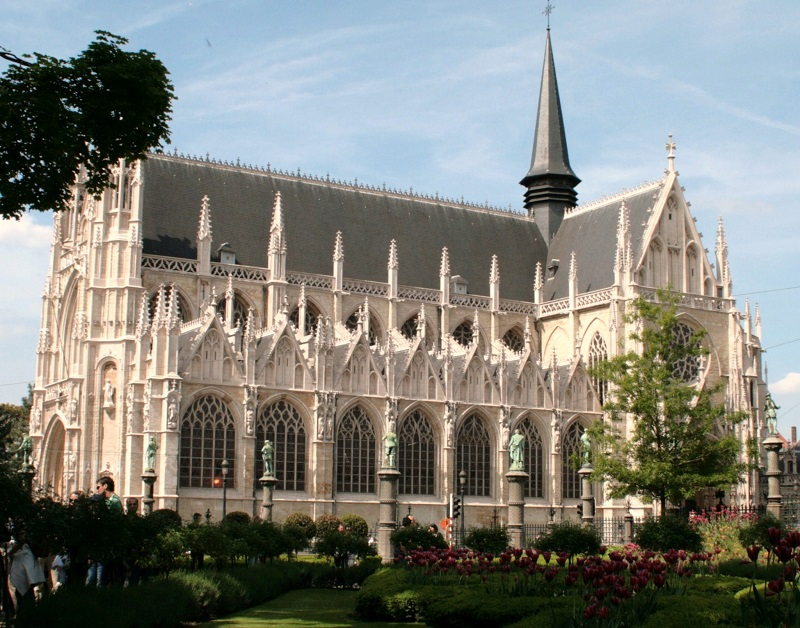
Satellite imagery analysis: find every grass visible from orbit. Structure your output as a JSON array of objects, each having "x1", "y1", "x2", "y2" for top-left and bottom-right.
[{"x1": 201, "y1": 588, "x2": 423, "y2": 627}]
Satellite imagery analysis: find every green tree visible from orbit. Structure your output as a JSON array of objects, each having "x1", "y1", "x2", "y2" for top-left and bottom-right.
[
  {"x1": 587, "y1": 292, "x2": 746, "y2": 513},
  {"x1": 0, "y1": 31, "x2": 174, "y2": 219}
]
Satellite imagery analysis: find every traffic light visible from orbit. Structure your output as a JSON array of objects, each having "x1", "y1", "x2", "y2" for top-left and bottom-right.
[{"x1": 452, "y1": 497, "x2": 461, "y2": 520}]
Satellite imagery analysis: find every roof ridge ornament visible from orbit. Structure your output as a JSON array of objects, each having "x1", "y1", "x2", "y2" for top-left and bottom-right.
[{"x1": 666, "y1": 133, "x2": 676, "y2": 173}]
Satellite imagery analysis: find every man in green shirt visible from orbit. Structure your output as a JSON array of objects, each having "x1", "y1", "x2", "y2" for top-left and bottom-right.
[{"x1": 97, "y1": 477, "x2": 123, "y2": 514}]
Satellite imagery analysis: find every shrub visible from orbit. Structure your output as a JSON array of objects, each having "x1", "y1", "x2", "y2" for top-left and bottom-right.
[
  {"x1": 315, "y1": 513, "x2": 343, "y2": 537},
  {"x1": 283, "y1": 512, "x2": 316, "y2": 556},
  {"x1": 224, "y1": 510, "x2": 251, "y2": 525},
  {"x1": 738, "y1": 512, "x2": 784, "y2": 549},
  {"x1": 342, "y1": 513, "x2": 370, "y2": 538},
  {"x1": 465, "y1": 526, "x2": 510, "y2": 554},
  {"x1": 252, "y1": 520, "x2": 287, "y2": 562},
  {"x1": 147, "y1": 508, "x2": 183, "y2": 532},
  {"x1": 390, "y1": 525, "x2": 448, "y2": 556},
  {"x1": 532, "y1": 521, "x2": 600, "y2": 556},
  {"x1": 634, "y1": 514, "x2": 702, "y2": 552}
]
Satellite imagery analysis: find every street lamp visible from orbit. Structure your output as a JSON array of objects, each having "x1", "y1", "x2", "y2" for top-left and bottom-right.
[
  {"x1": 222, "y1": 459, "x2": 230, "y2": 520},
  {"x1": 458, "y1": 469, "x2": 467, "y2": 545}
]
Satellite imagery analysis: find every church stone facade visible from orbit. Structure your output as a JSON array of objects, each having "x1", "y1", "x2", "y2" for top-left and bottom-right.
[{"x1": 31, "y1": 30, "x2": 766, "y2": 527}]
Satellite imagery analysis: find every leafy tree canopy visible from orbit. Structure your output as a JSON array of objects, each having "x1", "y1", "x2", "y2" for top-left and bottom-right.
[
  {"x1": 0, "y1": 31, "x2": 174, "y2": 219},
  {"x1": 587, "y1": 292, "x2": 746, "y2": 512}
]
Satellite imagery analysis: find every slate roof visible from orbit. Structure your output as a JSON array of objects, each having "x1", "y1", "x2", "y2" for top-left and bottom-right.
[
  {"x1": 141, "y1": 155, "x2": 549, "y2": 301},
  {"x1": 543, "y1": 180, "x2": 664, "y2": 300}
]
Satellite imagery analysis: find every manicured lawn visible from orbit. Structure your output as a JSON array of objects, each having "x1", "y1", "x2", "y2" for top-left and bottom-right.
[{"x1": 201, "y1": 588, "x2": 423, "y2": 627}]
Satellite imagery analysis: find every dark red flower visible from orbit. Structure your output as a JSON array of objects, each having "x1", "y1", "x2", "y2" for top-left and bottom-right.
[
  {"x1": 768, "y1": 577, "x2": 785, "y2": 595},
  {"x1": 769, "y1": 527, "x2": 783, "y2": 547},
  {"x1": 746, "y1": 545, "x2": 761, "y2": 562},
  {"x1": 775, "y1": 544, "x2": 793, "y2": 564}
]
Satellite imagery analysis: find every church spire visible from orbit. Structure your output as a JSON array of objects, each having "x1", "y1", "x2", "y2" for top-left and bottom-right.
[{"x1": 520, "y1": 27, "x2": 580, "y2": 243}]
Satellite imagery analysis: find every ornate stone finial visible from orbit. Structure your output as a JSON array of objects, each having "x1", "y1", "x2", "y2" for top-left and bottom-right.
[
  {"x1": 136, "y1": 292, "x2": 150, "y2": 339},
  {"x1": 524, "y1": 316, "x2": 532, "y2": 345},
  {"x1": 472, "y1": 309, "x2": 480, "y2": 347},
  {"x1": 268, "y1": 191, "x2": 285, "y2": 255},
  {"x1": 569, "y1": 250, "x2": 577, "y2": 281},
  {"x1": 298, "y1": 283, "x2": 307, "y2": 308},
  {"x1": 333, "y1": 231, "x2": 344, "y2": 262},
  {"x1": 716, "y1": 216, "x2": 728, "y2": 256},
  {"x1": 388, "y1": 239, "x2": 398, "y2": 270},
  {"x1": 244, "y1": 306, "x2": 256, "y2": 345},
  {"x1": 666, "y1": 134, "x2": 676, "y2": 173},
  {"x1": 198, "y1": 195, "x2": 212, "y2": 241},
  {"x1": 534, "y1": 261, "x2": 543, "y2": 291},
  {"x1": 167, "y1": 284, "x2": 180, "y2": 329},
  {"x1": 490, "y1": 254, "x2": 499, "y2": 284},
  {"x1": 440, "y1": 247, "x2": 450, "y2": 277},
  {"x1": 226, "y1": 274, "x2": 234, "y2": 300}
]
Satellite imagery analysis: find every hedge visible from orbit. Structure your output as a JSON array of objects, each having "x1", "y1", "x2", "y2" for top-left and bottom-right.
[{"x1": 15, "y1": 560, "x2": 376, "y2": 627}]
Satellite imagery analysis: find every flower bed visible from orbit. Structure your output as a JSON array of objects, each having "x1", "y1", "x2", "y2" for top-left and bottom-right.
[{"x1": 356, "y1": 546, "x2": 741, "y2": 626}]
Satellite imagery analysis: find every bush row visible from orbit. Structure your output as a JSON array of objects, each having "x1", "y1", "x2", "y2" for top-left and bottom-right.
[{"x1": 16, "y1": 560, "x2": 378, "y2": 627}]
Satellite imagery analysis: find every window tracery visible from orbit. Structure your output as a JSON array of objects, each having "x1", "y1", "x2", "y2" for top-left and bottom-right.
[
  {"x1": 588, "y1": 333, "x2": 608, "y2": 407},
  {"x1": 516, "y1": 417, "x2": 544, "y2": 498},
  {"x1": 255, "y1": 399, "x2": 306, "y2": 491},
  {"x1": 336, "y1": 405, "x2": 376, "y2": 493},
  {"x1": 562, "y1": 422, "x2": 583, "y2": 499},
  {"x1": 455, "y1": 413, "x2": 491, "y2": 496},
  {"x1": 179, "y1": 395, "x2": 236, "y2": 488},
  {"x1": 398, "y1": 410, "x2": 435, "y2": 495},
  {"x1": 452, "y1": 320, "x2": 473, "y2": 347}
]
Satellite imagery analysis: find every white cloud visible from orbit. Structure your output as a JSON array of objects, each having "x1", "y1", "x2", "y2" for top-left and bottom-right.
[{"x1": 773, "y1": 373, "x2": 800, "y2": 396}]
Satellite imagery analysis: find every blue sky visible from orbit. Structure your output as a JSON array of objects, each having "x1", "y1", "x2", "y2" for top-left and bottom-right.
[{"x1": 1, "y1": 1, "x2": 799, "y2": 433}]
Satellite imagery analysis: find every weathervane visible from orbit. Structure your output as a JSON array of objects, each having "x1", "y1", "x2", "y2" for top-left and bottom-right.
[{"x1": 543, "y1": 3, "x2": 555, "y2": 29}]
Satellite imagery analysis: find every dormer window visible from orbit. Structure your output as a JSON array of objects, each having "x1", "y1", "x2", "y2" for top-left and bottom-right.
[
  {"x1": 217, "y1": 242, "x2": 236, "y2": 265},
  {"x1": 547, "y1": 259, "x2": 560, "y2": 279},
  {"x1": 450, "y1": 275, "x2": 468, "y2": 294}
]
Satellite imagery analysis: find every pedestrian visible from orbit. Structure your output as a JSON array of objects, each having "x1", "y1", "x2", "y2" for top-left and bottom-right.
[
  {"x1": 8, "y1": 535, "x2": 45, "y2": 613},
  {"x1": 86, "y1": 477, "x2": 123, "y2": 586}
]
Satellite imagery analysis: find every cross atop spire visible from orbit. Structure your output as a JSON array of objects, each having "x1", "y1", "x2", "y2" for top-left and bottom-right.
[{"x1": 543, "y1": 3, "x2": 555, "y2": 29}]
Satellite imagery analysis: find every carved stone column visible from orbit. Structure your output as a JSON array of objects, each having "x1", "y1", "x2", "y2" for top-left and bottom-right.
[
  {"x1": 579, "y1": 463, "x2": 595, "y2": 527},
  {"x1": 763, "y1": 434, "x2": 783, "y2": 519},
  {"x1": 505, "y1": 469, "x2": 528, "y2": 548},
  {"x1": 259, "y1": 475, "x2": 278, "y2": 522},
  {"x1": 377, "y1": 467, "x2": 400, "y2": 563},
  {"x1": 142, "y1": 470, "x2": 157, "y2": 515}
]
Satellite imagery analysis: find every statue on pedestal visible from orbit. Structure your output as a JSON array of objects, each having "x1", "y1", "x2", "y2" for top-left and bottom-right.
[
  {"x1": 765, "y1": 393, "x2": 779, "y2": 435},
  {"x1": 509, "y1": 428, "x2": 525, "y2": 470},
  {"x1": 383, "y1": 430, "x2": 397, "y2": 468},
  {"x1": 581, "y1": 430, "x2": 592, "y2": 464},
  {"x1": 261, "y1": 439, "x2": 274, "y2": 476},
  {"x1": 146, "y1": 436, "x2": 158, "y2": 471}
]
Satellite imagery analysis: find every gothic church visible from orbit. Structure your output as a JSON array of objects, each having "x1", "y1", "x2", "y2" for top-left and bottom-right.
[{"x1": 31, "y1": 29, "x2": 766, "y2": 527}]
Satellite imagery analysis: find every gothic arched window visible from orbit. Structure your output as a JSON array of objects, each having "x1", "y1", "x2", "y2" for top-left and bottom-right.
[
  {"x1": 455, "y1": 413, "x2": 491, "y2": 497},
  {"x1": 290, "y1": 300, "x2": 321, "y2": 336},
  {"x1": 671, "y1": 322, "x2": 702, "y2": 382},
  {"x1": 179, "y1": 395, "x2": 236, "y2": 488},
  {"x1": 254, "y1": 400, "x2": 306, "y2": 491},
  {"x1": 517, "y1": 417, "x2": 544, "y2": 498},
  {"x1": 216, "y1": 292, "x2": 250, "y2": 328},
  {"x1": 400, "y1": 314, "x2": 433, "y2": 347},
  {"x1": 562, "y1": 422, "x2": 584, "y2": 499},
  {"x1": 398, "y1": 410, "x2": 435, "y2": 495},
  {"x1": 502, "y1": 328, "x2": 525, "y2": 353},
  {"x1": 588, "y1": 333, "x2": 608, "y2": 406},
  {"x1": 345, "y1": 309, "x2": 380, "y2": 346},
  {"x1": 452, "y1": 320, "x2": 474, "y2": 348},
  {"x1": 336, "y1": 406, "x2": 376, "y2": 493}
]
